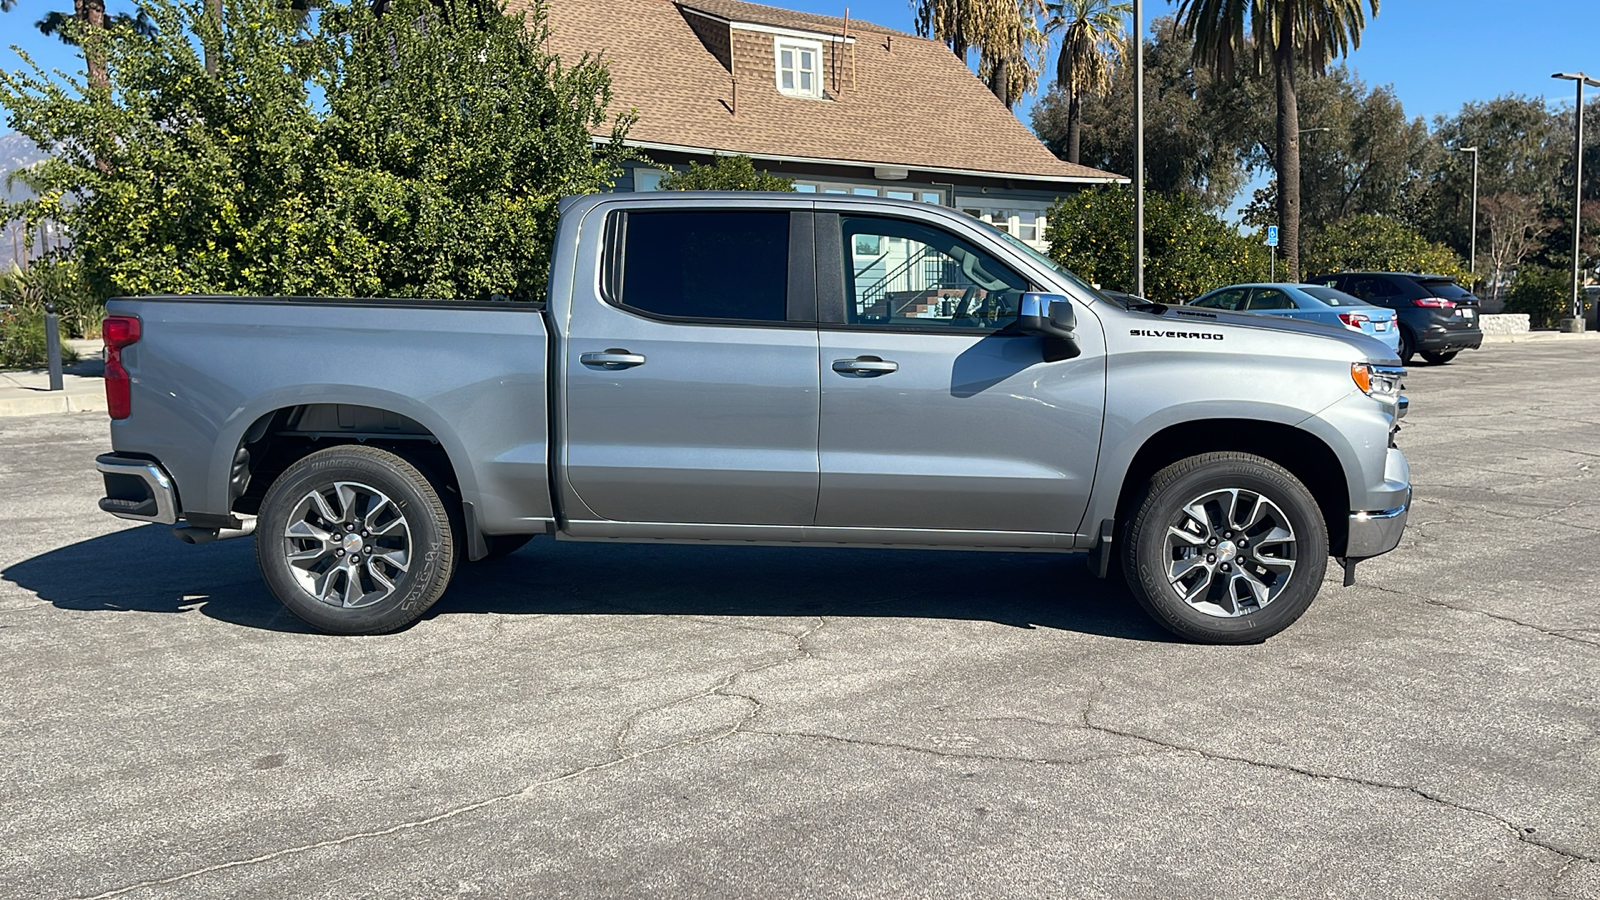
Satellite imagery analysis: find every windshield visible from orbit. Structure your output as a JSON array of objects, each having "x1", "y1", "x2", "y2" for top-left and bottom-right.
[{"x1": 983, "y1": 224, "x2": 1119, "y2": 305}]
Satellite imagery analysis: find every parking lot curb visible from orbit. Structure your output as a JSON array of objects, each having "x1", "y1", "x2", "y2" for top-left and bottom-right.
[{"x1": 1480, "y1": 331, "x2": 1600, "y2": 344}]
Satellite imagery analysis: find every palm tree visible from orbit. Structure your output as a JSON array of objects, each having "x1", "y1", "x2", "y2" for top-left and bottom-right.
[
  {"x1": 1176, "y1": 0, "x2": 1378, "y2": 281},
  {"x1": 1048, "y1": 0, "x2": 1130, "y2": 164},
  {"x1": 914, "y1": 0, "x2": 1047, "y2": 110}
]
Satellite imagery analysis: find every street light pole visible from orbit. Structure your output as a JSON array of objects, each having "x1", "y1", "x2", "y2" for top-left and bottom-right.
[
  {"x1": 1132, "y1": 0, "x2": 1143, "y2": 298},
  {"x1": 1456, "y1": 146, "x2": 1479, "y2": 276},
  {"x1": 1553, "y1": 72, "x2": 1600, "y2": 321}
]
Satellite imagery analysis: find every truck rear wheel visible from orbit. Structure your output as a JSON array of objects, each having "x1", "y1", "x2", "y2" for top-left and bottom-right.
[
  {"x1": 256, "y1": 446, "x2": 457, "y2": 635},
  {"x1": 1122, "y1": 452, "x2": 1327, "y2": 644}
]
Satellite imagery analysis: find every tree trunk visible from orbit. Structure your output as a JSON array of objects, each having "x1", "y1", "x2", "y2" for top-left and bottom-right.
[
  {"x1": 205, "y1": 0, "x2": 222, "y2": 76},
  {"x1": 989, "y1": 56, "x2": 1012, "y2": 109},
  {"x1": 1274, "y1": 14, "x2": 1300, "y2": 282},
  {"x1": 1066, "y1": 92, "x2": 1082, "y2": 164},
  {"x1": 75, "y1": 0, "x2": 107, "y2": 89}
]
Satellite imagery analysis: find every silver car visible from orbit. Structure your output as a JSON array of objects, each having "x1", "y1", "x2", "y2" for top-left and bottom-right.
[{"x1": 1189, "y1": 283, "x2": 1402, "y2": 355}]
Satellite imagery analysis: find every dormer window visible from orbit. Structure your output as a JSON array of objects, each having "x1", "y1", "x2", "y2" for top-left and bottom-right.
[{"x1": 775, "y1": 38, "x2": 822, "y2": 98}]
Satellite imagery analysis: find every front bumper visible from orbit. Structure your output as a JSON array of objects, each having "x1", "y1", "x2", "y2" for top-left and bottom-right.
[
  {"x1": 95, "y1": 453, "x2": 180, "y2": 525},
  {"x1": 1346, "y1": 490, "x2": 1410, "y2": 558}
]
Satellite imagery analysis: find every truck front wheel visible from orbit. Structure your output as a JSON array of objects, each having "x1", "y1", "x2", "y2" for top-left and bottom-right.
[
  {"x1": 256, "y1": 446, "x2": 458, "y2": 635},
  {"x1": 1122, "y1": 452, "x2": 1327, "y2": 644}
]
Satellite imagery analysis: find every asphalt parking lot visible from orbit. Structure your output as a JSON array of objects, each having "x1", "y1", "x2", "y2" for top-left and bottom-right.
[{"x1": 3, "y1": 341, "x2": 1598, "y2": 899}]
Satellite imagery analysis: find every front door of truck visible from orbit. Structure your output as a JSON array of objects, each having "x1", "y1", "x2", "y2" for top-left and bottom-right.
[
  {"x1": 561, "y1": 207, "x2": 820, "y2": 526},
  {"x1": 814, "y1": 212, "x2": 1105, "y2": 536}
]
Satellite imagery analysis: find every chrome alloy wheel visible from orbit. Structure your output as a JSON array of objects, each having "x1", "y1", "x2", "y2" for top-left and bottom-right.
[
  {"x1": 1164, "y1": 488, "x2": 1297, "y2": 618},
  {"x1": 282, "y1": 481, "x2": 412, "y2": 608}
]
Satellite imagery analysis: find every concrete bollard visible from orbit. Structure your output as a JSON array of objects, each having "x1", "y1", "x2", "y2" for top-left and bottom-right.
[{"x1": 44, "y1": 302, "x2": 64, "y2": 391}]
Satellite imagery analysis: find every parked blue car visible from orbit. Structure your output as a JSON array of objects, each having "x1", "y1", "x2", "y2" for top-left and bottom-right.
[{"x1": 1187, "y1": 283, "x2": 1402, "y2": 355}]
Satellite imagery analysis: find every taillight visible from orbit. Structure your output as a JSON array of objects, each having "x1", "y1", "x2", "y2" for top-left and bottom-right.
[
  {"x1": 1414, "y1": 297, "x2": 1455, "y2": 308},
  {"x1": 1337, "y1": 312, "x2": 1370, "y2": 329},
  {"x1": 102, "y1": 315, "x2": 141, "y2": 420}
]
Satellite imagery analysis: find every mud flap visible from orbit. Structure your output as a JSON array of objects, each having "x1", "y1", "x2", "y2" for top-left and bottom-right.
[
  {"x1": 1337, "y1": 557, "x2": 1358, "y2": 587},
  {"x1": 1086, "y1": 518, "x2": 1116, "y2": 579}
]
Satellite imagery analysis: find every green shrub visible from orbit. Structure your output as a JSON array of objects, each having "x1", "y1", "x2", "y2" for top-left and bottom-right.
[
  {"x1": 0, "y1": 305, "x2": 81, "y2": 369},
  {"x1": 0, "y1": 259, "x2": 101, "y2": 338},
  {"x1": 1504, "y1": 265, "x2": 1570, "y2": 329},
  {"x1": 658, "y1": 155, "x2": 796, "y2": 192}
]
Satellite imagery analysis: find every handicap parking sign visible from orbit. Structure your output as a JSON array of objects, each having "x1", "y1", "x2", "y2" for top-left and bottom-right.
[{"x1": 1266, "y1": 225, "x2": 1279, "y2": 247}]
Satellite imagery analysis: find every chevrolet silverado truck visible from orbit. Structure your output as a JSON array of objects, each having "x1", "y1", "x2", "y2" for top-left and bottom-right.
[{"x1": 94, "y1": 192, "x2": 1411, "y2": 643}]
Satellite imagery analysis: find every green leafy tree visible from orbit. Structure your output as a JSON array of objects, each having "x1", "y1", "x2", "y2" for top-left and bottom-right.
[
  {"x1": 1300, "y1": 214, "x2": 1470, "y2": 283},
  {"x1": 1176, "y1": 0, "x2": 1379, "y2": 283},
  {"x1": 1, "y1": 0, "x2": 633, "y2": 302},
  {"x1": 657, "y1": 156, "x2": 795, "y2": 191},
  {"x1": 1047, "y1": 0, "x2": 1129, "y2": 164},
  {"x1": 1045, "y1": 185, "x2": 1266, "y2": 303}
]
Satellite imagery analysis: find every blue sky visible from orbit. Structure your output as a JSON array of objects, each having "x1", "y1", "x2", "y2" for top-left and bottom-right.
[
  {"x1": 4, "y1": 0, "x2": 1598, "y2": 142},
  {"x1": 793, "y1": 0, "x2": 1600, "y2": 126}
]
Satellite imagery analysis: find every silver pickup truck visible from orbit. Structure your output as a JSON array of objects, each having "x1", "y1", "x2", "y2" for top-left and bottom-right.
[{"x1": 94, "y1": 192, "x2": 1410, "y2": 643}]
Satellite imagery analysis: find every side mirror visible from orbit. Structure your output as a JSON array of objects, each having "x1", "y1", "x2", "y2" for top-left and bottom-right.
[{"x1": 1016, "y1": 292, "x2": 1081, "y2": 361}]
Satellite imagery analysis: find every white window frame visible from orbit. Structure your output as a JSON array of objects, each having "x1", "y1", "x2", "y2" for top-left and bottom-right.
[{"x1": 774, "y1": 37, "x2": 824, "y2": 99}]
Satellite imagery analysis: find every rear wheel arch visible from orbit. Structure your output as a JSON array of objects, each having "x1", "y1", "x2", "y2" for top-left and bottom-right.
[{"x1": 225, "y1": 403, "x2": 471, "y2": 526}]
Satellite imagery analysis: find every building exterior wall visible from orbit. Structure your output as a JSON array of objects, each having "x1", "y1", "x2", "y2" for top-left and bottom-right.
[{"x1": 615, "y1": 157, "x2": 1065, "y2": 252}]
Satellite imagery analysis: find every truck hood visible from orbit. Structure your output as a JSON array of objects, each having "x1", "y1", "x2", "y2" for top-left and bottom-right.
[{"x1": 1125, "y1": 304, "x2": 1402, "y2": 365}]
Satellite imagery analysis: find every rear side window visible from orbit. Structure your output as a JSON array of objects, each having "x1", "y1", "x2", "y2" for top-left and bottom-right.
[
  {"x1": 612, "y1": 211, "x2": 789, "y2": 322},
  {"x1": 1302, "y1": 286, "x2": 1359, "y2": 307},
  {"x1": 1248, "y1": 288, "x2": 1294, "y2": 310}
]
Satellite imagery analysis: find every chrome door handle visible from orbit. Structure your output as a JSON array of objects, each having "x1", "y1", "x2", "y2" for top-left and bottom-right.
[
  {"x1": 832, "y1": 357, "x2": 898, "y2": 377},
  {"x1": 580, "y1": 349, "x2": 646, "y2": 370}
]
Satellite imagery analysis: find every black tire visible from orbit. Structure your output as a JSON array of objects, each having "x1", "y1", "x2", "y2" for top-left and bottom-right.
[
  {"x1": 477, "y1": 534, "x2": 535, "y2": 561},
  {"x1": 256, "y1": 445, "x2": 457, "y2": 635},
  {"x1": 1397, "y1": 327, "x2": 1416, "y2": 364},
  {"x1": 1121, "y1": 452, "x2": 1328, "y2": 644},
  {"x1": 1420, "y1": 350, "x2": 1458, "y2": 365}
]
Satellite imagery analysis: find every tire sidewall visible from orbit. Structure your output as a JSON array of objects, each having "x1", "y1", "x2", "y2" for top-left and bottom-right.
[
  {"x1": 1127, "y1": 456, "x2": 1328, "y2": 644},
  {"x1": 257, "y1": 448, "x2": 453, "y2": 634}
]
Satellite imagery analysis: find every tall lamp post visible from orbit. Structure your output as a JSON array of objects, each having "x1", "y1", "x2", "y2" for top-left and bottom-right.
[
  {"x1": 1132, "y1": 0, "x2": 1143, "y2": 297},
  {"x1": 1552, "y1": 72, "x2": 1600, "y2": 322},
  {"x1": 1455, "y1": 146, "x2": 1479, "y2": 277}
]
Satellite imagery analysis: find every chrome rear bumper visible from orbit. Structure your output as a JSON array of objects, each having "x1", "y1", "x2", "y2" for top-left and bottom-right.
[{"x1": 95, "y1": 454, "x2": 179, "y2": 525}]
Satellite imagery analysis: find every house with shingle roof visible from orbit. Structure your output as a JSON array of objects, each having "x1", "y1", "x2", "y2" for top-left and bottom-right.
[{"x1": 538, "y1": 0, "x2": 1125, "y2": 249}]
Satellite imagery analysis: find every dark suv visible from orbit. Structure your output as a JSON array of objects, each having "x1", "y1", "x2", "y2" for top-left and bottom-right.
[{"x1": 1306, "y1": 272, "x2": 1483, "y2": 364}]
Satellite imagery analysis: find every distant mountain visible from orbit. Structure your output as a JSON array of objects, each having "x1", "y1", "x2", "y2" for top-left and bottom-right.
[
  {"x1": 1, "y1": 130, "x2": 49, "y2": 203},
  {"x1": 1, "y1": 131, "x2": 50, "y2": 269}
]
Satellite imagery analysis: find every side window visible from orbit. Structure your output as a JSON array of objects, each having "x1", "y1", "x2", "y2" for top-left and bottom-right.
[
  {"x1": 1343, "y1": 277, "x2": 1378, "y2": 300},
  {"x1": 612, "y1": 210, "x2": 789, "y2": 322},
  {"x1": 1193, "y1": 288, "x2": 1246, "y2": 311},
  {"x1": 839, "y1": 215, "x2": 1028, "y2": 329},
  {"x1": 1249, "y1": 288, "x2": 1294, "y2": 310}
]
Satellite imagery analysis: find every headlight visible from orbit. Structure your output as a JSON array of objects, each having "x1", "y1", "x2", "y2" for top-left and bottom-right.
[{"x1": 1351, "y1": 363, "x2": 1404, "y2": 401}]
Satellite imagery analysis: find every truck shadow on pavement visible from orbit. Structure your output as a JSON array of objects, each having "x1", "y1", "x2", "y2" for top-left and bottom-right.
[{"x1": 4, "y1": 524, "x2": 1175, "y2": 642}]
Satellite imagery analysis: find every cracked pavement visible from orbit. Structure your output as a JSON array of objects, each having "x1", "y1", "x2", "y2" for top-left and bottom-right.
[{"x1": 2, "y1": 340, "x2": 1598, "y2": 899}]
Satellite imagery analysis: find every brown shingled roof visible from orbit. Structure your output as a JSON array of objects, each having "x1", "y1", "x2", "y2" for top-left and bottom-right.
[{"x1": 536, "y1": 0, "x2": 1123, "y2": 185}]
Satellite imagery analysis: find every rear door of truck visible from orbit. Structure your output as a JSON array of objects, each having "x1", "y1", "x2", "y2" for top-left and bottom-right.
[{"x1": 558, "y1": 202, "x2": 820, "y2": 526}]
